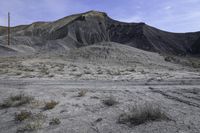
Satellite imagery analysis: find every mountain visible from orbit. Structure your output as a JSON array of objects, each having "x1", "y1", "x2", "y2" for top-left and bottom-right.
[
  {"x1": 191, "y1": 37, "x2": 200, "y2": 54},
  {"x1": 0, "y1": 10, "x2": 200, "y2": 56}
]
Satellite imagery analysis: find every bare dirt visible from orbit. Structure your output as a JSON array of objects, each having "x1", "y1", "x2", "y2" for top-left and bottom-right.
[{"x1": 0, "y1": 53, "x2": 200, "y2": 133}]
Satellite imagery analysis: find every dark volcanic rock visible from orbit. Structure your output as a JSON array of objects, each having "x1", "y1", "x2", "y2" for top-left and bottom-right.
[{"x1": 0, "y1": 10, "x2": 200, "y2": 55}]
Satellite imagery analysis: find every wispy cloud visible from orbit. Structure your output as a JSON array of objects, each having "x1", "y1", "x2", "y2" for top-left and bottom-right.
[{"x1": 164, "y1": 6, "x2": 172, "y2": 10}]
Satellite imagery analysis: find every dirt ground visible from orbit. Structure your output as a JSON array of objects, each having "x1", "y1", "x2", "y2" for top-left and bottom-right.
[{"x1": 0, "y1": 55, "x2": 200, "y2": 133}]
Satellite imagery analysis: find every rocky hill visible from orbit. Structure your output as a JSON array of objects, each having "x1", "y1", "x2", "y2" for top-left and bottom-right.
[{"x1": 0, "y1": 10, "x2": 200, "y2": 56}]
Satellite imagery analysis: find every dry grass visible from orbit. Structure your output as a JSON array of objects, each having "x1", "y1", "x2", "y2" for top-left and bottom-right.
[
  {"x1": 106, "y1": 69, "x2": 121, "y2": 75},
  {"x1": 102, "y1": 96, "x2": 118, "y2": 106},
  {"x1": 83, "y1": 69, "x2": 92, "y2": 74},
  {"x1": 44, "y1": 100, "x2": 58, "y2": 110},
  {"x1": 126, "y1": 67, "x2": 135, "y2": 72},
  {"x1": 49, "y1": 118, "x2": 61, "y2": 125},
  {"x1": 71, "y1": 68, "x2": 77, "y2": 72},
  {"x1": 96, "y1": 69, "x2": 103, "y2": 74},
  {"x1": 15, "y1": 110, "x2": 32, "y2": 122},
  {"x1": 16, "y1": 112, "x2": 45, "y2": 133},
  {"x1": 118, "y1": 103, "x2": 170, "y2": 126},
  {"x1": 17, "y1": 120, "x2": 43, "y2": 133},
  {"x1": 0, "y1": 93, "x2": 34, "y2": 108}
]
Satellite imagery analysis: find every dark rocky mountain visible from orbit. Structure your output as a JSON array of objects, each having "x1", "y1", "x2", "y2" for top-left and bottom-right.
[
  {"x1": 191, "y1": 37, "x2": 200, "y2": 54},
  {"x1": 0, "y1": 10, "x2": 200, "y2": 55}
]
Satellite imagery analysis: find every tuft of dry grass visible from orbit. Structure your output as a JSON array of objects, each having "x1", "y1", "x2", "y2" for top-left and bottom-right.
[
  {"x1": 17, "y1": 120, "x2": 42, "y2": 133},
  {"x1": 83, "y1": 69, "x2": 92, "y2": 74},
  {"x1": 102, "y1": 96, "x2": 118, "y2": 106},
  {"x1": 16, "y1": 112, "x2": 45, "y2": 133},
  {"x1": 118, "y1": 103, "x2": 170, "y2": 126},
  {"x1": 44, "y1": 100, "x2": 58, "y2": 110},
  {"x1": 0, "y1": 93, "x2": 34, "y2": 108},
  {"x1": 49, "y1": 118, "x2": 61, "y2": 125},
  {"x1": 16, "y1": 72, "x2": 22, "y2": 75},
  {"x1": 96, "y1": 69, "x2": 103, "y2": 74},
  {"x1": 126, "y1": 67, "x2": 135, "y2": 72},
  {"x1": 15, "y1": 110, "x2": 32, "y2": 122}
]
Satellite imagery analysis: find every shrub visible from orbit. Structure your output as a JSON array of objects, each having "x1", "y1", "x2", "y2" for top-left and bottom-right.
[
  {"x1": 70, "y1": 72, "x2": 82, "y2": 77},
  {"x1": 0, "y1": 93, "x2": 34, "y2": 108},
  {"x1": 164, "y1": 56, "x2": 172, "y2": 62},
  {"x1": 118, "y1": 104, "x2": 170, "y2": 126},
  {"x1": 83, "y1": 70, "x2": 91, "y2": 74},
  {"x1": 71, "y1": 68, "x2": 77, "y2": 72},
  {"x1": 16, "y1": 72, "x2": 22, "y2": 75},
  {"x1": 48, "y1": 74, "x2": 54, "y2": 78},
  {"x1": 126, "y1": 67, "x2": 135, "y2": 72},
  {"x1": 44, "y1": 100, "x2": 58, "y2": 110},
  {"x1": 49, "y1": 118, "x2": 61, "y2": 125},
  {"x1": 96, "y1": 69, "x2": 103, "y2": 74},
  {"x1": 17, "y1": 120, "x2": 42, "y2": 133},
  {"x1": 40, "y1": 67, "x2": 49, "y2": 75},
  {"x1": 191, "y1": 62, "x2": 200, "y2": 68},
  {"x1": 15, "y1": 110, "x2": 32, "y2": 122},
  {"x1": 102, "y1": 96, "x2": 118, "y2": 106},
  {"x1": 106, "y1": 69, "x2": 120, "y2": 75}
]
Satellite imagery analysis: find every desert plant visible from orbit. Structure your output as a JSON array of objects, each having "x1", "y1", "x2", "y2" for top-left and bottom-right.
[
  {"x1": 17, "y1": 120, "x2": 42, "y2": 133},
  {"x1": 83, "y1": 69, "x2": 91, "y2": 74},
  {"x1": 107, "y1": 69, "x2": 121, "y2": 75},
  {"x1": 16, "y1": 72, "x2": 22, "y2": 75},
  {"x1": 16, "y1": 112, "x2": 46, "y2": 132},
  {"x1": 49, "y1": 118, "x2": 61, "y2": 125},
  {"x1": 40, "y1": 65, "x2": 49, "y2": 75},
  {"x1": 70, "y1": 72, "x2": 82, "y2": 77},
  {"x1": 15, "y1": 110, "x2": 32, "y2": 122},
  {"x1": 0, "y1": 93, "x2": 34, "y2": 108},
  {"x1": 44, "y1": 100, "x2": 58, "y2": 110},
  {"x1": 96, "y1": 69, "x2": 103, "y2": 74},
  {"x1": 191, "y1": 61, "x2": 200, "y2": 68},
  {"x1": 22, "y1": 67, "x2": 34, "y2": 72},
  {"x1": 126, "y1": 67, "x2": 135, "y2": 72},
  {"x1": 71, "y1": 68, "x2": 77, "y2": 72},
  {"x1": 57, "y1": 64, "x2": 64, "y2": 71},
  {"x1": 102, "y1": 96, "x2": 118, "y2": 106},
  {"x1": 164, "y1": 56, "x2": 179, "y2": 63},
  {"x1": 118, "y1": 103, "x2": 169, "y2": 126},
  {"x1": 164, "y1": 56, "x2": 173, "y2": 62},
  {"x1": 77, "y1": 90, "x2": 87, "y2": 97},
  {"x1": 48, "y1": 74, "x2": 54, "y2": 78}
]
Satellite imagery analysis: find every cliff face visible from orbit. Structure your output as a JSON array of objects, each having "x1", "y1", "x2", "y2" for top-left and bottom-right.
[{"x1": 0, "y1": 10, "x2": 200, "y2": 55}]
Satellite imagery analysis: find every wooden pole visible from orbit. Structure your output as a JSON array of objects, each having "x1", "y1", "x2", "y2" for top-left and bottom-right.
[{"x1": 8, "y1": 12, "x2": 10, "y2": 46}]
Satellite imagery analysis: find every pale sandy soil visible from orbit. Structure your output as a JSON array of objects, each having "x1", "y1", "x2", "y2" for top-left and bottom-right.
[{"x1": 0, "y1": 55, "x2": 200, "y2": 133}]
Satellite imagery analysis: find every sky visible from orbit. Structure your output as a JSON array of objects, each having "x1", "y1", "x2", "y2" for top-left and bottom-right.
[{"x1": 0, "y1": 0, "x2": 200, "y2": 33}]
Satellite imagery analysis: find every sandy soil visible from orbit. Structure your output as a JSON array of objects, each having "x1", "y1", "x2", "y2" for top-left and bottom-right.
[
  {"x1": 0, "y1": 79, "x2": 200, "y2": 133},
  {"x1": 0, "y1": 55, "x2": 200, "y2": 133}
]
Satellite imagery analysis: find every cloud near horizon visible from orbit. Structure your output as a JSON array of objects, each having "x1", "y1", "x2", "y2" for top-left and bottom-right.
[{"x1": 0, "y1": 0, "x2": 200, "y2": 32}]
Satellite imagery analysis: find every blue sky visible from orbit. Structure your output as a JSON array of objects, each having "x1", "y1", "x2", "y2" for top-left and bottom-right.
[{"x1": 0, "y1": 0, "x2": 200, "y2": 33}]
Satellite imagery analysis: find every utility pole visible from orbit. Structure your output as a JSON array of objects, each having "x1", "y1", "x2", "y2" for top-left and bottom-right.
[{"x1": 8, "y1": 12, "x2": 10, "y2": 46}]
